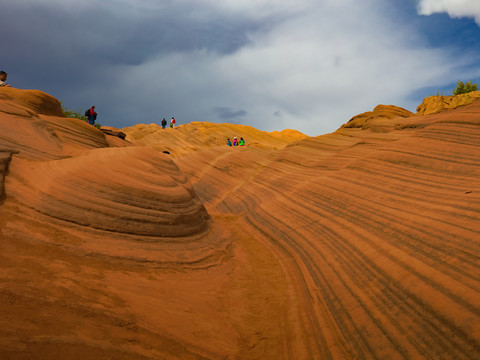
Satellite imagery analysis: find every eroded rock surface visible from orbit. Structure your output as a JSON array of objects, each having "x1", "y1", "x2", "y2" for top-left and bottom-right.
[
  {"x1": 342, "y1": 104, "x2": 415, "y2": 131},
  {"x1": 175, "y1": 99, "x2": 480, "y2": 359},
  {"x1": 1, "y1": 89, "x2": 479, "y2": 359},
  {"x1": 417, "y1": 91, "x2": 480, "y2": 115}
]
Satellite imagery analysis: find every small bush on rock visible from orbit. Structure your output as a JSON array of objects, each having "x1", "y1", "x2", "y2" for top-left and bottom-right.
[
  {"x1": 453, "y1": 80, "x2": 478, "y2": 95},
  {"x1": 60, "y1": 102, "x2": 88, "y2": 121}
]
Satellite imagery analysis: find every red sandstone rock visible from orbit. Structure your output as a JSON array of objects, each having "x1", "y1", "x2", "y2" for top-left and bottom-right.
[
  {"x1": 0, "y1": 89, "x2": 479, "y2": 359},
  {"x1": 122, "y1": 121, "x2": 308, "y2": 157},
  {"x1": 342, "y1": 104, "x2": 415, "y2": 131}
]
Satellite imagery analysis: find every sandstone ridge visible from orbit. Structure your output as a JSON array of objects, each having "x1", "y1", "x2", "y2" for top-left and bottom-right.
[
  {"x1": 122, "y1": 121, "x2": 308, "y2": 157},
  {"x1": 417, "y1": 91, "x2": 480, "y2": 115}
]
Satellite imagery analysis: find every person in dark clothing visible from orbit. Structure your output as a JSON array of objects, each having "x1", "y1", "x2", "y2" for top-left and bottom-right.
[
  {"x1": 0, "y1": 71, "x2": 11, "y2": 87},
  {"x1": 161, "y1": 118, "x2": 167, "y2": 129}
]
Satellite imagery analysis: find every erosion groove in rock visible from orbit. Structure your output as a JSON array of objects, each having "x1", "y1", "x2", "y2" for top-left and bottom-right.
[
  {"x1": 0, "y1": 151, "x2": 13, "y2": 202},
  {"x1": 0, "y1": 89, "x2": 479, "y2": 359}
]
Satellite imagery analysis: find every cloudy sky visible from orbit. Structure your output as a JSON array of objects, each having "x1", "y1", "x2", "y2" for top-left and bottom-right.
[{"x1": 2, "y1": 0, "x2": 480, "y2": 135}]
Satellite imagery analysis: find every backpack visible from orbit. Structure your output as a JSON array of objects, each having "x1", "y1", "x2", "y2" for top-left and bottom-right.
[{"x1": 84, "y1": 109, "x2": 90, "y2": 117}]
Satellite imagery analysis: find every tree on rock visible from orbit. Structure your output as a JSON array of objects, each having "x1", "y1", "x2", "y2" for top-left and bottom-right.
[{"x1": 453, "y1": 80, "x2": 478, "y2": 95}]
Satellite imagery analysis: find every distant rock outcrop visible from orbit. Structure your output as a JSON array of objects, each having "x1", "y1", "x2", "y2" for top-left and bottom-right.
[
  {"x1": 417, "y1": 91, "x2": 480, "y2": 115},
  {"x1": 122, "y1": 121, "x2": 308, "y2": 156},
  {"x1": 342, "y1": 104, "x2": 414, "y2": 131}
]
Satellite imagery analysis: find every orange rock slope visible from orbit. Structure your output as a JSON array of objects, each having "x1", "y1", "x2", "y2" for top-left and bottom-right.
[
  {"x1": 122, "y1": 121, "x2": 308, "y2": 157},
  {"x1": 0, "y1": 88, "x2": 479, "y2": 359}
]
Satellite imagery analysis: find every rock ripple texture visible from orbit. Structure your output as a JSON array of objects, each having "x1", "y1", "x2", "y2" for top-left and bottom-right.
[
  {"x1": 171, "y1": 99, "x2": 480, "y2": 359},
  {"x1": 0, "y1": 89, "x2": 479, "y2": 359},
  {"x1": 9, "y1": 147, "x2": 208, "y2": 237}
]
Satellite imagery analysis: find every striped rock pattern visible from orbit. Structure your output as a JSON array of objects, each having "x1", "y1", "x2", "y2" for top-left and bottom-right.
[
  {"x1": 0, "y1": 88, "x2": 479, "y2": 359},
  {"x1": 174, "y1": 101, "x2": 480, "y2": 359}
]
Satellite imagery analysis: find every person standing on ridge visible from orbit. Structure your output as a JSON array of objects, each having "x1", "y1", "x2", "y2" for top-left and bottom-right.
[
  {"x1": 161, "y1": 118, "x2": 167, "y2": 129},
  {"x1": 0, "y1": 71, "x2": 11, "y2": 87},
  {"x1": 170, "y1": 117, "x2": 176, "y2": 129},
  {"x1": 86, "y1": 106, "x2": 97, "y2": 125}
]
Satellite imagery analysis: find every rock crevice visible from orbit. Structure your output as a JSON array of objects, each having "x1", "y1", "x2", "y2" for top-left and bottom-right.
[{"x1": 0, "y1": 151, "x2": 15, "y2": 203}]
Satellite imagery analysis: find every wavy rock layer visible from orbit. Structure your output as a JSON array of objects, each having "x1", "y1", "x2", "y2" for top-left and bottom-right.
[
  {"x1": 0, "y1": 90, "x2": 234, "y2": 359},
  {"x1": 8, "y1": 147, "x2": 208, "y2": 237},
  {"x1": 1, "y1": 89, "x2": 479, "y2": 359},
  {"x1": 174, "y1": 101, "x2": 480, "y2": 359}
]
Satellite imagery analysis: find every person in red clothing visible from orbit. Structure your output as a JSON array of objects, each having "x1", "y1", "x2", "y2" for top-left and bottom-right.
[
  {"x1": 170, "y1": 117, "x2": 176, "y2": 129},
  {"x1": 87, "y1": 106, "x2": 97, "y2": 125}
]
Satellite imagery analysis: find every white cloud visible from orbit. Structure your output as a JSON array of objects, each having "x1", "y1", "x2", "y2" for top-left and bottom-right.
[
  {"x1": 417, "y1": 0, "x2": 480, "y2": 25},
  {"x1": 3, "y1": 0, "x2": 473, "y2": 136},
  {"x1": 108, "y1": 0, "x2": 455, "y2": 135}
]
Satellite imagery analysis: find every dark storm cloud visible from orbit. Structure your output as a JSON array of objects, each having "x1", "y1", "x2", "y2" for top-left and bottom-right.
[
  {"x1": 1, "y1": 2, "x2": 259, "y2": 60},
  {"x1": 0, "y1": 1, "x2": 260, "y2": 89},
  {"x1": 2, "y1": 0, "x2": 479, "y2": 136},
  {"x1": 213, "y1": 107, "x2": 247, "y2": 122},
  {"x1": 0, "y1": 0, "x2": 268, "y2": 129}
]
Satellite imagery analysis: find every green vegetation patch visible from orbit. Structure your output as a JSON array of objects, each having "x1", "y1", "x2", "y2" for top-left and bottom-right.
[{"x1": 453, "y1": 80, "x2": 478, "y2": 95}]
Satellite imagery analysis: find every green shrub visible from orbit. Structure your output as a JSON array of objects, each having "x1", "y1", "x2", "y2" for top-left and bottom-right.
[
  {"x1": 94, "y1": 123, "x2": 101, "y2": 129},
  {"x1": 60, "y1": 101, "x2": 87, "y2": 121},
  {"x1": 452, "y1": 80, "x2": 478, "y2": 95}
]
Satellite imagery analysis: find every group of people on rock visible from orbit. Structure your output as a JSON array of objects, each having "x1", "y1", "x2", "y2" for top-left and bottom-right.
[
  {"x1": 227, "y1": 137, "x2": 245, "y2": 147},
  {"x1": 0, "y1": 72, "x2": 246, "y2": 142},
  {"x1": 161, "y1": 117, "x2": 176, "y2": 129}
]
